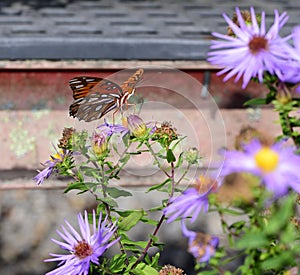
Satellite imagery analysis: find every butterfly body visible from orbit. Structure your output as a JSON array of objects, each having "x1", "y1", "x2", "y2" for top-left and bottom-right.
[{"x1": 69, "y1": 68, "x2": 144, "y2": 122}]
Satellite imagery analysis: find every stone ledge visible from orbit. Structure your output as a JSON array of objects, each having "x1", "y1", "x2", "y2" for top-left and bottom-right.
[
  {"x1": 0, "y1": 109, "x2": 281, "y2": 170},
  {"x1": 0, "y1": 60, "x2": 217, "y2": 70}
]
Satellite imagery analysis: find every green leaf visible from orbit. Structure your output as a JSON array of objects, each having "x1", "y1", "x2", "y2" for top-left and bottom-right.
[
  {"x1": 131, "y1": 263, "x2": 158, "y2": 275},
  {"x1": 64, "y1": 181, "x2": 89, "y2": 193},
  {"x1": 244, "y1": 98, "x2": 267, "y2": 106},
  {"x1": 228, "y1": 221, "x2": 246, "y2": 232},
  {"x1": 122, "y1": 239, "x2": 149, "y2": 250},
  {"x1": 140, "y1": 216, "x2": 159, "y2": 226},
  {"x1": 236, "y1": 232, "x2": 269, "y2": 249},
  {"x1": 100, "y1": 197, "x2": 118, "y2": 208},
  {"x1": 265, "y1": 195, "x2": 295, "y2": 235},
  {"x1": 260, "y1": 251, "x2": 294, "y2": 270},
  {"x1": 147, "y1": 178, "x2": 171, "y2": 192},
  {"x1": 166, "y1": 148, "x2": 176, "y2": 163},
  {"x1": 118, "y1": 210, "x2": 144, "y2": 231},
  {"x1": 119, "y1": 153, "x2": 131, "y2": 163},
  {"x1": 106, "y1": 187, "x2": 132, "y2": 198},
  {"x1": 175, "y1": 152, "x2": 184, "y2": 168},
  {"x1": 109, "y1": 254, "x2": 128, "y2": 273}
]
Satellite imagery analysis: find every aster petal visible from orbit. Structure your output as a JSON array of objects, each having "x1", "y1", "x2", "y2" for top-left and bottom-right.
[
  {"x1": 79, "y1": 211, "x2": 91, "y2": 242},
  {"x1": 250, "y1": 7, "x2": 260, "y2": 34},
  {"x1": 64, "y1": 220, "x2": 83, "y2": 242},
  {"x1": 260, "y1": 10, "x2": 266, "y2": 35},
  {"x1": 33, "y1": 166, "x2": 54, "y2": 185},
  {"x1": 50, "y1": 237, "x2": 74, "y2": 252},
  {"x1": 235, "y1": 7, "x2": 247, "y2": 32},
  {"x1": 164, "y1": 187, "x2": 211, "y2": 223},
  {"x1": 224, "y1": 13, "x2": 248, "y2": 41}
]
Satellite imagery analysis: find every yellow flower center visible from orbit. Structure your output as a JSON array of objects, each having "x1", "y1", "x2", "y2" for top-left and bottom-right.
[
  {"x1": 133, "y1": 124, "x2": 147, "y2": 138},
  {"x1": 254, "y1": 147, "x2": 279, "y2": 173},
  {"x1": 50, "y1": 150, "x2": 64, "y2": 162}
]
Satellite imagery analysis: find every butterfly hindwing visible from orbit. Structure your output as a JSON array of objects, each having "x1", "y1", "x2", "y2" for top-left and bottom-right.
[{"x1": 70, "y1": 93, "x2": 120, "y2": 122}]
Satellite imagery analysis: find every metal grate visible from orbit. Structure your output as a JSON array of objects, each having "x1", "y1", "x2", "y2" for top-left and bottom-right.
[{"x1": 0, "y1": 0, "x2": 296, "y2": 60}]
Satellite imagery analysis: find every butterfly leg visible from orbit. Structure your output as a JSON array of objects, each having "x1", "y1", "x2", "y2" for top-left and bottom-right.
[{"x1": 112, "y1": 107, "x2": 120, "y2": 124}]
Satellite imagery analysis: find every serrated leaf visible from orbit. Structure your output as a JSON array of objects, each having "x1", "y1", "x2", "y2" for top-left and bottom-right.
[
  {"x1": 106, "y1": 187, "x2": 132, "y2": 198},
  {"x1": 118, "y1": 210, "x2": 144, "y2": 231}
]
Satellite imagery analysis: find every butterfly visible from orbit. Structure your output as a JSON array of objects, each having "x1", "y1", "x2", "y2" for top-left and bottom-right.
[{"x1": 69, "y1": 68, "x2": 144, "y2": 122}]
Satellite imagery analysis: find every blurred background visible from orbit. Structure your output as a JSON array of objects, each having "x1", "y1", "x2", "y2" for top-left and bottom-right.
[{"x1": 0, "y1": 0, "x2": 290, "y2": 274}]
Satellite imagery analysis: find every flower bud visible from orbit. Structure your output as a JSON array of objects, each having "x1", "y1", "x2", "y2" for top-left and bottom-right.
[
  {"x1": 92, "y1": 131, "x2": 108, "y2": 157},
  {"x1": 126, "y1": 115, "x2": 147, "y2": 138},
  {"x1": 184, "y1": 147, "x2": 201, "y2": 165},
  {"x1": 276, "y1": 83, "x2": 292, "y2": 104}
]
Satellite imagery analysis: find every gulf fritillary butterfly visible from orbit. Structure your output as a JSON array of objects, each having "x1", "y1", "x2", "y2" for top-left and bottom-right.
[{"x1": 69, "y1": 68, "x2": 144, "y2": 122}]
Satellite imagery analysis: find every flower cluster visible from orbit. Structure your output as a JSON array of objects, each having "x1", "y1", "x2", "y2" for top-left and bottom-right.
[
  {"x1": 33, "y1": 149, "x2": 71, "y2": 185},
  {"x1": 221, "y1": 140, "x2": 300, "y2": 198},
  {"x1": 164, "y1": 175, "x2": 220, "y2": 263},
  {"x1": 45, "y1": 210, "x2": 119, "y2": 275},
  {"x1": 208, "y1": 7, "x2": 300, "y2": 89}
]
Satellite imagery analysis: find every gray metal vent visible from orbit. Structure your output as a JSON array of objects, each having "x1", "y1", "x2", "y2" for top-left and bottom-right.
[{"x1": 0, "y1": 0, "x2": 295, "y2": 60}]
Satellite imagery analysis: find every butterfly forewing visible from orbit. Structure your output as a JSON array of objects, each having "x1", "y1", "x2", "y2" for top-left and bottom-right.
[{"x1": 69, "y1": 77, "x2": 104, "y2": 100}]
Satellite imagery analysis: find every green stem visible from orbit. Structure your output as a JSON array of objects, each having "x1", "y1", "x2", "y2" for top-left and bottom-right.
[
  {"x1": 175, "y1": 163, "x2": 191, "y2": 186},
  {"x1": 145, "y1": 141, "x2": 171, "y2": 178},
  {"x1": 99, "y1": 162, "x2": 129, "y2": 265},
  {"x1": 131, "y1": 160, "x2": 177, "y2": 270}
]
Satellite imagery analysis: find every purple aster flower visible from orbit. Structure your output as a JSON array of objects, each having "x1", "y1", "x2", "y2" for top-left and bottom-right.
[
  {"x1": 181, "y1": 221, "x2": 219, "y2": 263},
  {"x1": 278, "y1": 26, "x2": 300, "y2": 91},
  {"x1": 45, "y1": 210, "x2": 119, "y2": 275},
  {"x1": 33, "y1": 149, "x2": 68, "y2": 185},
  {"x1": 164, "y1": 176, "x2": 219, "y2": 223},
  {"x1": 96, "y1": 119, "x2": 128, "y2": 137},
  {"x1": 220, "y1": 139, "x2": 300, "y2": 198},
  {"x1": 208, "y1": 7, "x2": 290, "y2": 88}
]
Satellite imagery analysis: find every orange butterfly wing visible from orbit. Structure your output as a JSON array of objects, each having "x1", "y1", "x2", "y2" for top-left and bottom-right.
[{"x1": 68, "y1": 69, "x2": 144, "y2": 122}]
